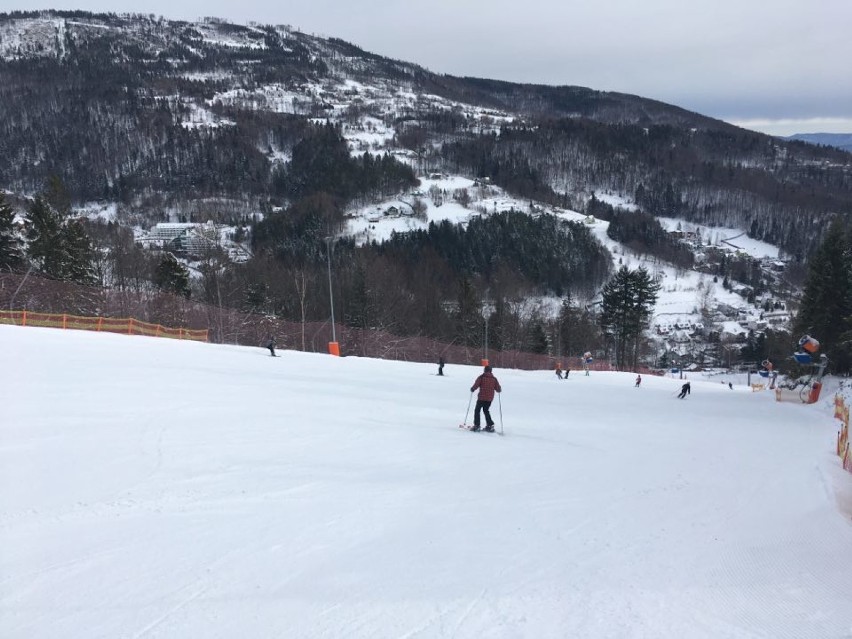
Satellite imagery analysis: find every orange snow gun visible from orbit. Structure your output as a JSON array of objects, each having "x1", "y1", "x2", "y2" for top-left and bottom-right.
[{"x1": 798, "y1": 335, "x2": 820, "y2": 354}]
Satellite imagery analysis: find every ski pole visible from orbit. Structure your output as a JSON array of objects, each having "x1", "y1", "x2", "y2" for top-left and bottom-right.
[
  {"x1": 463, "y1": 391, "x2": 474, "y2": 426},
  {"x1": 498, "y1": 392, "x2": 504, "y2": 436}
]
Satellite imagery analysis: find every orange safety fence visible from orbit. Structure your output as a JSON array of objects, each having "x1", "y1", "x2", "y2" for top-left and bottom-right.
[
  {"x1": 835, "y1": 395, "x2": 851, "y2": 474},
  {"x1": 0, "y1": 310, "x2": 208, "y2": 342}
]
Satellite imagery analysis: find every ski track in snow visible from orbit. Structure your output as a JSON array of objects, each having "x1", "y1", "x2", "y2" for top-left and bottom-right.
[{"x1": 2, "y1": 325, "x2": 852, "y2": 638}]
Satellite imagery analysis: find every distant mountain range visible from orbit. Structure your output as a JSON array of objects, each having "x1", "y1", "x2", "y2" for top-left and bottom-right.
[{"x1": 785, "y1": 133, "x2": 852, "y2": 153}]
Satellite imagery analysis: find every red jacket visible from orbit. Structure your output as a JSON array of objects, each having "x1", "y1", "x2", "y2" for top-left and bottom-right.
[{"x1": 471, "y1": 372, "x2": 501, "y2": 401}]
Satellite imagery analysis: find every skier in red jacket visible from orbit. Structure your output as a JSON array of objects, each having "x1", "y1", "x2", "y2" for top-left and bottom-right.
[{"x1": 470, "y1": 365, "x2": 502, "y2": 432}]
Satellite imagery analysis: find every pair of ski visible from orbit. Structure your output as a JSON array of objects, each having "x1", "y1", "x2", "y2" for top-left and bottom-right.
[{"x1": 459, "y1": 424, "x2": 502, "y2": 436}]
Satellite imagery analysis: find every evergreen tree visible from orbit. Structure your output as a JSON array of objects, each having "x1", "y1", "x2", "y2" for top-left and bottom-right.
[
  {"x1": 24, "y1": 195, "x2": 66, "y2": 278},
  {"x1": 527, "y1": 321, "x2": 549, "y2": 354},
  {"x1": 283, "y1": 123, "x2": 355, "y2": 201},
  {"x1": 794, "y1": 218, "x2": 852, "y2": 373},
  {"x1": 455, "y1": 277, "x2": 482, "y2": 347},
  {"x1": 243, "y1": 281, "x2": 270, "y2": 314},
  {"x1": 487, "y1": 295, "x2": 508, "y2": 352},
  {"x1": 23, "y1": 178, "x2": 96, "y2": 284},
  {"x1": 599, "y1": 266, "x2": 660, "y2": 369},
  {"x1": 43, "y1": 175, "x2": 72, "y2": 218},
  {"x1": 740, "y1": 330, "x2": 766, "y2": 364},
  {"x1": 60, "y1": 220, "x2": 97, "y2": 285},
  {"x1": 25, "y1": 195, "x2": 62, "y2": 275},
  {"x1": 154, "y1": 254, "x2": 191, "y2": 298},
  {"x1": 345, "y1": 264, "x2": 373, "y2": 330},
  {"x1": 558, "y1": 296, "x2": 601, "y2": 358},
  {"x1": 0, "y1": 192, "x2": 25, "y2": 272}
]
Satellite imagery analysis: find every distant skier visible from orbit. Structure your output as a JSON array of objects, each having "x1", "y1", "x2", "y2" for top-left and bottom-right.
[
  {"x1": 728, "y1": 382, "x2": 733, "y2": 390},
  {"x1": 635, "y1": 374, "x2": 642, "y2": 388},
  {"x1": 266, "y1": 336, "x2": 277, "y2": 357},
  {"x1": 555, "y1": 363, "x2": 563, "y2": 380},
  {"x1": 677, "y1": 381, "x2": 691, "y2": 399},
  {"x1": 564, "y1": 368, "x2": 570, "y2": 379},
  {"x1": 438, "y1": 356, "x2": 445, "y2": 376},
  {"x1": 470, "y1": 365, "x2": 502, "y2": 432}
]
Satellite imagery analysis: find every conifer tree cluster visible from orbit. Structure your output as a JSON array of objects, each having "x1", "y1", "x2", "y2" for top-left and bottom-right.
[
  {"x1": 599, "y1": 266, "x2": 661, "y2": 370},
  {"x1": 606, "y1": 210, "x2": 694, "y2": 269},
  {"x1": 794, "y1": 218, "x2": 852, "y2": 373},
  {"x1": 274, "y1": 123, "x2": 417, "y2": 203},
  {"x1": 9, "y1": 178, "x2": 97, "y2": 285},
  {"x1": 0, "y1": 192, "x2": 24, "y2": 272},
  {"x1": 154, "y1": 254, "x2": 191, "y2": 298}
]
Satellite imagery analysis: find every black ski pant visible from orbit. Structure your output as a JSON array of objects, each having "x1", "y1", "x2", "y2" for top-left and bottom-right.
[{"x1": 473, "y1": 399, "x2": 494, "y2": 427}]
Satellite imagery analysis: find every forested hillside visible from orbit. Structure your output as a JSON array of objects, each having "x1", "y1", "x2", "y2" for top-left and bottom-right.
[
  {"x1": 443, "y1": 120, "x2": 852, "y2": 259},
  {"x1": 2, "y1": 10, "x2": 851, "y2": 367},
  {"x1": 1, "y1": 11, "x2": 849, "y2": 259}
]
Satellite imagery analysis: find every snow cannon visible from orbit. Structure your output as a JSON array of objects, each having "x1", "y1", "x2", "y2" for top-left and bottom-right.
[
  {"x1": 761, "y1": 359, "x2": 773, "y2": 372},
  {"x1": 798, "y1": 335, "x2": 820, "y2": 354},
  {"x1": 583, "y1": 351, "x2": 593, "y2": 364}
]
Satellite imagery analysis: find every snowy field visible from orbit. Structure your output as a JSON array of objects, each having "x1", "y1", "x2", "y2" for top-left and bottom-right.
[{"x1": 2, "y1": 325, "x2": 852, "y2": 638}]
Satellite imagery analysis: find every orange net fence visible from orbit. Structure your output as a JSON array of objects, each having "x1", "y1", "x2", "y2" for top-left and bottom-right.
[
  {"x1": 835, "y1": 395, "x2": 851, "y2": 474},
  {"x1": 0, "y1": 310, "x2": 208, "y2": 342}
]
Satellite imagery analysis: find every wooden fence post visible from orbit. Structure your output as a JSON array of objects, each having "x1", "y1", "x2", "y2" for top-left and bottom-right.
[
  {"x1": 62, "y1": 314, "x2": 67, "y2": 329},
  {"x1": 22, "y1": 310, "x2": 27, "y2": 327}
]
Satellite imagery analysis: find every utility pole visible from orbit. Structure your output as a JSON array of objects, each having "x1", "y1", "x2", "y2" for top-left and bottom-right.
[
  {"x1": 482, "y1": 292, "x2": 493, "y2": 366},
  {"x1": 325, "y1": 236, "x2": 339, "y2": 355}
]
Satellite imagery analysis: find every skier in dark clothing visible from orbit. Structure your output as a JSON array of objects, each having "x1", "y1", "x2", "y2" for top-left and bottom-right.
[
  {"x1": 266, "y1": 336, "x2": 276, "y2": 357},
  {"x1": 728, "y1": 382, "x2": 733, "y2": 390},
  {"x1": 470, "y1": 365, "x2": 502, "y2": 431},
  {"x1": 677, "y1": 381, "x2": 691, "y2": 399},
  {"x1": 438, "y1": 356, "x2": 445, "y2": 376}
]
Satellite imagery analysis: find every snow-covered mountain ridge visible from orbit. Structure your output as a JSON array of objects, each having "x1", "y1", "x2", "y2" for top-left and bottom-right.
[{"x1": 786, "y1": 132, "x2": 852, "y2": 153}]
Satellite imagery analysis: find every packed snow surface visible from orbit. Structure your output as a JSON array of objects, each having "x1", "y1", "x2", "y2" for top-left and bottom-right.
[{"x1": 2, "y1": 325, "x2": 851, "y2": 638}]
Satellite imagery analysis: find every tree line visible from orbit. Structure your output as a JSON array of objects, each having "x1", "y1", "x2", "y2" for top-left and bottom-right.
[
  {"x1": 441, "y1": 118, "x2": 852, "y2": 260},
  {"x1": 6, "y1": 181, "x2": 847, "y2": 372}
]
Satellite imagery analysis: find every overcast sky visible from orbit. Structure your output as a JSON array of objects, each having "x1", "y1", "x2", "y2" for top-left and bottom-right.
[{"x1": 4, "y1": 0, "x2": 851, "y2": 135}]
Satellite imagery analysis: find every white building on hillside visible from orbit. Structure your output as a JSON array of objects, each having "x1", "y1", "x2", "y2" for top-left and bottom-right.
[{"x1": 141, "y1": 221, "x2": 220, "y2": 257}]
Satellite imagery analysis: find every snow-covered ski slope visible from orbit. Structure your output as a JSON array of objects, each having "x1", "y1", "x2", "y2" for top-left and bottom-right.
[{"x1": 2, "y1": 325, "x2": 851, "y2": 639}]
